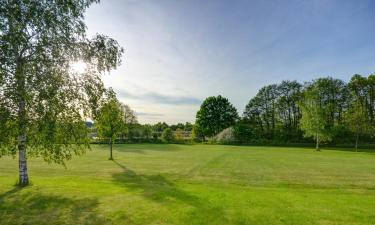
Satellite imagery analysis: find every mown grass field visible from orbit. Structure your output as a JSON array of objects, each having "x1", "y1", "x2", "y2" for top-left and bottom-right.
[{"x1": 1, "y1": 144, "x2": 375, "y2": 225}]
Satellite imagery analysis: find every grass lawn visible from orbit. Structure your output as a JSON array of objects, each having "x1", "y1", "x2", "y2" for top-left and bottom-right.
[{"x1": 1, "y1": 144, "x2": 375, "y2": 225}]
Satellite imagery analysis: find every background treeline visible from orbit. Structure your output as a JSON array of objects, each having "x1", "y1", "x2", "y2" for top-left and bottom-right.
[
  {"x1": 91, "y1": 74, "x2": 375, "y2": 149},
  {"x1": 198, "y1": 74, "x2": 374, "y2": 149},
  {"x1": 238, "y1": 75, "x2": 374, "y2": 146}
]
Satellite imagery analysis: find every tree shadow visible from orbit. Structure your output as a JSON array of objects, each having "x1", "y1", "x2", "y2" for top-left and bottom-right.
[
  {"x1": 292, "y1": 146, "x2": 375, "y2": 154},
  {"x1": 0, "y1": 187, "x2": 110, "y2": 225},
  {"x1": 112, "y1": 144, "x2": 184, "y2": 155},
  {"x1": 111, "y1": 160, "x2": 227, "y2": 224}
]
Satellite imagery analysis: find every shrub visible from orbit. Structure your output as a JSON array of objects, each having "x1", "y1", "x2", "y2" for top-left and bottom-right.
[
  {"x1": 214, "y1": 127, "x2": 237, "y2": 144},
  {"x1": 161, "y1": 128, "x2": 174, "y2": 143}
]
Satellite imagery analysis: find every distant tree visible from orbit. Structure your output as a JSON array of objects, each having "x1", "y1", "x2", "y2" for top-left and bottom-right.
[
  {"x1": 195, "y1": 95, "x2": 238, "y2": 138},
  {"x1": 143, "y1": 124, "x2": 153, "y2": 140},
  {"x1": 118, "y1": 103, "x2": 137, "y2": 139},
  {"x1": 300, "y1": 82, "x2": 331, "y2": 151},
  {"x1": 96, "y1": 94, "x2": 124, "y2": 160},
  {"x1": 0, "y1": 0, "x2": 123, "y2": 185},
  {"x1": 345, "y1": 75, "x2": 372, "y2": 150},
  {"x1": 161, "y1": 128, "x2": 174, "y2": 143},
  {"x1": 243, "y1": 81, "x2": 303, "y2": 142},
  {"x1": 152, "y1": 133, "x2": 159, "y2": 142},
  {"x1": 233, "y1": 119, "x2": 253, "y2": 143},
  {"x1": 121, "y1": 103, "x2": 138, "y2": 125},
  {"x1": 276, "y1": 81, "x2": 303, "y2": 141},
  {"x1": 190, "y1": 124, "x2": 204, "y2": 142},
  {"x1": 153, "y1": 122, "x2": 169, "y2": 136},
  {"x1": 170, "y1": 123, "x2": 184, "y2": 131},
  {"x1": 184, "y1": 122, "x2": 193, "y2": 131},
  {"x1": 344, "y1": 101, "x2": 369, "y2": 151},
  {"x1": 243, "y1": 84, "x2": 279, "y2": 140},
  {"x1": 367, "y1": 74, "x2": 375, "y2": 131},
  {"x1": 174, "y1": 128, "x2": 185, "y2": 142}
]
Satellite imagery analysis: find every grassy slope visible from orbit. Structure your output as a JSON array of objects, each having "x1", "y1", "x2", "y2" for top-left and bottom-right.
[{"x1": 1, "y1": 144, "x2": 375, "y2": 225}]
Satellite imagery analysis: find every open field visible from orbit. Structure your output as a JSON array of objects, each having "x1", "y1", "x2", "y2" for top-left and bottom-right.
[{"x1": 1, "y1": 144, "x2": 375, "y2": 225}]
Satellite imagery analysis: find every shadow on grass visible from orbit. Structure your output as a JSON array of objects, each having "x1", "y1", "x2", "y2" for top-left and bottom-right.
[
  {"x1": 111, "y1": 144, "x2": 185, "y2": 155},
  {"x1": 290, "y1": 146, "x2": 375, "y2": 154},
  {"x1": 0, "y1": 187, "x2": 109, "y2": 225},
  {"x1": 111, "y1": 160, "x2": 227, "y2": 224},
  {"x1": 244, "y1": 144, "x2": 375, "y2": 154}
]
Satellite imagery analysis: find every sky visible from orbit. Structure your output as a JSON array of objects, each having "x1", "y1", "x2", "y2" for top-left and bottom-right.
[{"x1": 85, "y1": 0, "x2": 375, "y2": 124}]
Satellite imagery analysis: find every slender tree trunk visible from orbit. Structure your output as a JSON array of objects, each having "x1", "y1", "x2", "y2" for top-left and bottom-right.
[
  {"x1": 109, "y1": 139, "x2": 113, "y2": 160},
  {"x1": 355, "y1": 132, "x2": 359, "y2": 152},
  {"x1": 16, "y1": 61, "x2": 29, "y2": 186},
  {"x1": 315, "y1": 133, "x2": 320, "y2": 151},
  {"x1": 18, "y1": 100, "x2": 28, "y2": 186}
]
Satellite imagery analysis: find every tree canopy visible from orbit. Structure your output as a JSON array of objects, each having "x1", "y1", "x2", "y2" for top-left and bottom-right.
[
  {"x1": 195, "y1": 95, "x2": 238, "y2": 138},
  {"x1": 95, "y1": 93, "x2": 124, "y2": 160}
]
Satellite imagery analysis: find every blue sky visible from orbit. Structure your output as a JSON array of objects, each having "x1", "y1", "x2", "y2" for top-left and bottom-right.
[{"x1": 85, "y1": 0, "x2": 375, "y2": 124}]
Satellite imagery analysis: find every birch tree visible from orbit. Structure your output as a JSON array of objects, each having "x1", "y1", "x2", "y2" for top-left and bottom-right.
[
  {"x1": 0, "y1": 0, "x2": 123, "y2": 186},
  {"x1": 300, "y1": 81, "x2": 331, "y2": 151}
]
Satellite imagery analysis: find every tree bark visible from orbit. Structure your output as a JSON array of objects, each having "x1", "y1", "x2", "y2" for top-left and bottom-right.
[
  {"x1": 16, "y1": 60, "x2": 29, "y2": 186},
  {"x1": 355, "y1": 132, "x2": 359, "y2": 152},
  {"x1": 109, "y1": 139, "x2": 113, "y2": 160},
  {"x1": 315, "y1": 133, "x2": 320, "y2": 151}
]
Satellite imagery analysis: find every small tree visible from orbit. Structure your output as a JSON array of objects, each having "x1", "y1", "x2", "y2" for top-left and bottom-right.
[
  {"x1": 299, "y1": 84, "x2": 331, "y2": 151},
  {"x1": 344, "y1": 101, "x2": 369, "y2": 151},
  {"x1": 174, "y1": 128, "x2": 185, "y2": 142},
  {"x1": 195, "y1": 95, "x2": 238, "y2": 139},
  {"x1": 161, "y1": 128, "x2": 174, "y2": 143},
  {"x1": 143, "y1": 124, "x2": 153, "y2": 140},
  {"x1": 96, "y1": 98, "x2": 124, "y2": 160}
]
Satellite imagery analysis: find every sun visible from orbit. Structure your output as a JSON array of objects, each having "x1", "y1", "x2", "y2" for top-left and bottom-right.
[{"x1": 71, "y1": 61, "x2": 87, "y2": 74}]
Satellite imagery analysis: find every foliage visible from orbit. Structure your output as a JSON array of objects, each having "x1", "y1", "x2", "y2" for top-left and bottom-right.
[
  {"x1": 142, "y1": 124, "x2": 153, "y2": 140},
  {"x1": 174, "y1": 128, "x2": 185, "y2": 142},
  {"x1": 240, "y1": 76, "x2": 375, "y2": 147},
  {"x1": 161, "y1": 128, "x2": 174, "y2": 143},
  {"x1": 344, "y1": 75, "x2": 374, "y2": 149},
  {"x1": 0, "y1": 0, "x2": 123, "y2": 184},
  {"x1": 233, "y1": 118, "x2": 253, "y2": 143},
  {"x1": 195, "y1": 95, "x2": 238, "y2": 138},
  {"x1": 120, "y1": 103, "x2": 138, "y2": 125},
  {"x1": 243, "y1": 81, "x2": 303, "y2": 142},
  {"x1": 152, "y1": 122, "x2": 169, "y2": 136},
  {"x1": 299, "y1": 79, "x2": 341, "y2": 149},
  {"x1": 95, "y1": 94, "x2": 124, "y2": 159}
]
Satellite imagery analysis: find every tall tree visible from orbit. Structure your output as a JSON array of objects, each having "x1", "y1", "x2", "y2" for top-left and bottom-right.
[
  {"x1": 0, "y1": 1, "x2": 123, "y2": 185},
  {"x1": 195, "y1": 95, "x2": 238, "y2": 138},
  {"x1": 367, "y1": 74, "x2": 375, "y2": 127},
  {"x1": 118, "y1": 103, "x2": 137, "y2": 139},
  {"x1": 300, "y1": 81, "x2": 333, "y2": 151},
  {"x1": 276, "y1": 81, "x2": 302, "y2": 141},
  {"x1": 345, "y1": 74, "x2": 373, "y2": 150},
  {"x1": 96, "y1": 95, "x2": 124, "y2": 160},
  {"x1": 244, "y1": 84, "x2": 280, "y2": 140}
]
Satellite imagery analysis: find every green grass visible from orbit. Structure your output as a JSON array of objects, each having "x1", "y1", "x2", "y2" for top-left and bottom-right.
[{"x1": 1, "y1": 144, "x2": 375, "y2": 224}]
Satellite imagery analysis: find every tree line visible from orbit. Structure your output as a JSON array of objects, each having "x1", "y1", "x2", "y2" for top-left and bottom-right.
[
  {"x1": 194, "y1": 75, "x2": 375, "y2": 150},
  {"x1": 95, "y1": 74, "x2": 375, "y2": 154}
]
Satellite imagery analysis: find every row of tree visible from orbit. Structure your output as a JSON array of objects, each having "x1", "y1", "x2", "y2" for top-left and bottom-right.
[{"x1": 194, "y1": 75, "x2": 375, "y2": 150}]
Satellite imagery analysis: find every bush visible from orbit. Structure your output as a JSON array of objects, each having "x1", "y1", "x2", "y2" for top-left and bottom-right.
[
  {"x1": 214, "y1": 127, "x2": 237, "y2": 144},
  {"x1": 161, "y1": 128, "x2": 174, "y2": 143}
]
